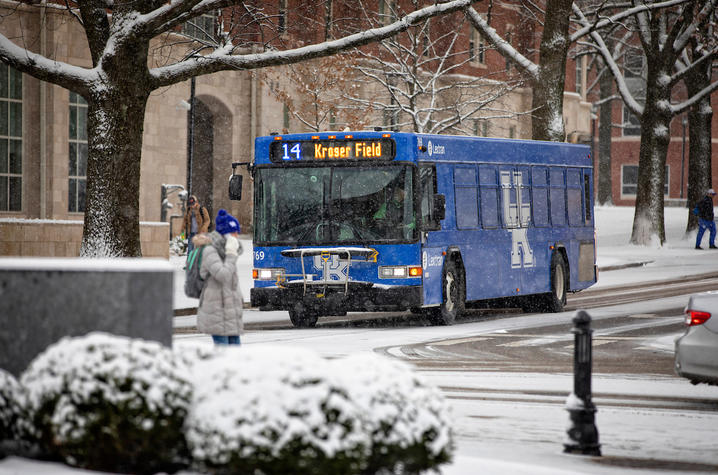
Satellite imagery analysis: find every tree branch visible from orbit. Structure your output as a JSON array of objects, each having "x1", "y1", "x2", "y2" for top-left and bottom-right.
[
  {"x1": 148, "y1": 0, "x2": 477, "y2": 88},
  {"x1": 464, "y1": 6, "x2": 539, "y2": 80},
  {"x1": 0, "y1": 33, "x2": 93, "y2": 94}
]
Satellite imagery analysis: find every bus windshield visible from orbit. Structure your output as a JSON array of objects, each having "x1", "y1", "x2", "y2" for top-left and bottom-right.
[{"x1": 255, "y1": 164, "x2": 416, "y2": 245}]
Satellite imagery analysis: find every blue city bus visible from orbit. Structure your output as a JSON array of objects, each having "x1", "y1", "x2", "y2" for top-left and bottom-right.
[{"x1": 229, "y1": 131, "x2": 596, "y2": 327}]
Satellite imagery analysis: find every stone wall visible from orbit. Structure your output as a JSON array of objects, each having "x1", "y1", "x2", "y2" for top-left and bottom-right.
[
  {"x1": 0, "y1": 220, "x2": 169, "y2": 258},
  {"x1": 0, "y1": 258, "x2": 174, "y2": 376}
]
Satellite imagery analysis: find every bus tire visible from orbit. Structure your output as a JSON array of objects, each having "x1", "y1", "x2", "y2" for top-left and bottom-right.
[
  {"x1": 544, "y1": 252, "x2": 568, "y2": 312},
  {"x1": 289, "y1": 306, "x2": 319, "y2": 328},
  {"x1": 430, "y1": 259, "x2": 464, "y2": 325}
]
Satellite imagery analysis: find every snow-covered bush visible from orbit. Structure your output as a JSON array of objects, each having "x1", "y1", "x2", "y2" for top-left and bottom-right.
[
  {"x1": 20, "y1": 333, "x2": 193, "y2": 473},
  {"x1": 0, "y1": 369, "x2": 30, "y2": 457},
  {"x1": 337, "y1": 353, "x2": 454, "y2": 474},
  {"x1": 185, "y1": 346, "x2": 370, "y2": 475},
  {"x1": 185, "y1": 346, "x2": 453, "y2": 474}
]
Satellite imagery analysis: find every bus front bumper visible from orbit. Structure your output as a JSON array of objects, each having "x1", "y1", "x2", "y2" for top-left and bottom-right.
[{"x1": 251, "y1": 283, "x2": 422, "y2": 313}]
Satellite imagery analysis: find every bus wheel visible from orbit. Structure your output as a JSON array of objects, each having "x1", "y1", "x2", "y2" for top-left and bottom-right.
[
  {"x1": 430, "y1": 260, "x2": 464, "y2": 325},
  {"x1": 544, "y1": 252, "x2": 567, "y2": 312},
  {"x1": 289, "y1": 306, "x2": 319, "y2": 328}
]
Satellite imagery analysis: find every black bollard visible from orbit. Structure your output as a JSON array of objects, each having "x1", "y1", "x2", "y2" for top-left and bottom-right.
[{"x1": 564, "y1": 310, "x2": 601, "y2": 456}]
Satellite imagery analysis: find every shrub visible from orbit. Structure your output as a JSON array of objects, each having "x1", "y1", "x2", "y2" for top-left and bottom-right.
[
  {"x1": 185, "y1": 346, "x2": 370, "y2": 475},
  {"x1": 20, "y1": 333, "x2": 193, "y2": 474},
  {"x1": 335, "y1": 354, "x2": 454, "y2": 474},
  {"x1": 0, "y1": 369, "x2": 31, "y2": 458},
  {"x1": 184, "y1": 346, "x2": 453, "y2": 475}
]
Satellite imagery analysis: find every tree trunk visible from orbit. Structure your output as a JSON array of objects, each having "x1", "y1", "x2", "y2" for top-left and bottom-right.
[
  {"x1": 80, "y1": 39, "x2": 152, "y2": 257},
  {"x1": 531, "y1": 0, "x2": 572, "y2": 142},
  {"x1": 630, "y1": 67, "x2": 671, "y2": 245},
  {"x1": 684, "y1": 58, "x2": 713, "y2": 235},
  {"x1": 597, "y1": 65, "x2": 614, "y2": 205}
]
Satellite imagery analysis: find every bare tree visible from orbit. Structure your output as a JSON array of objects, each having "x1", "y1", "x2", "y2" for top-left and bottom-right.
[
  {"x1": 466, "y1": 0, "x2": 577, "y2": 141},
  {"x1": 262, "y1": 54, "x2": 369, "y2": 132},
  {"x1": 0, "y1": 0, "x2": 475, "y2": 256},
  {"x1": 343, "y1": 3, "x2": 521, "y2": 135},
  {"x1": 681, "y1": 15, "x2": 717, "y2": 235},
  {"x1": 575, "y1": 0, "x2": 718, "y2": 245}
]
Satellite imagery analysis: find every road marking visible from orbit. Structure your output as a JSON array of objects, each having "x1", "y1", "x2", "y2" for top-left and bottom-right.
[{"x1": 432, "y1": 337, "x2": 491, "y2": 346}]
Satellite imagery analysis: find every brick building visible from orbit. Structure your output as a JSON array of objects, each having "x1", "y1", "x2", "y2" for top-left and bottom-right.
[{"x1": 0, "y1": 1, "x2": 592, "y2": 257}]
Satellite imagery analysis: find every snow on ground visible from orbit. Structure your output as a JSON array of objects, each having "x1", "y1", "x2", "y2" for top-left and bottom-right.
[{"x1": 3, "y1": 206, "x2": 718, "y2": 475}]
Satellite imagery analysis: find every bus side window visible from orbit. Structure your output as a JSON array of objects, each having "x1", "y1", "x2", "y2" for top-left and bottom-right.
[
  {"x1": 454, "y1": 166, "x2": 479, "y2": 229},
  {"x1": 583, "y1": 172, "x2": 592, "y2": 223},
  {"x1": 566, "y1": 169, "x2": 583, "y2": 226},
  {"x1": 479, "y1": 165, "x2": 500, "y2": 228},
  {"x1": 420, "y1": 164, "x2": 440, "y2": 230},
  {"x1": 531, "y1": 167, "x2": 549, "y2": 227},
  {"x1": 549, "y1": 168, "x2": 566, "y2": 226}
]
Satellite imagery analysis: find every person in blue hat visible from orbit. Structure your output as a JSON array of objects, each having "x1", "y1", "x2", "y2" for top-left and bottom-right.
[{"x1": 192, "y1": 209, "x2": 244, "y2": 345}]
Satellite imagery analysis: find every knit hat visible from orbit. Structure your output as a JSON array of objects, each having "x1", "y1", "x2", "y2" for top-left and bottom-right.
[{"x1": 215, "y1": 209, "x2": 240, "y2": 235}]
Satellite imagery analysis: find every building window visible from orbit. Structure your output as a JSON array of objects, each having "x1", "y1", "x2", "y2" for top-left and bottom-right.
[
  {"x1": 622, "y1": 105, "x2": 642, "y2": 136},
  {"x1": 278, "y1": 0, "x2": 287, "y2": 34},
  {"x1": 505, "y1": 26, "x2": 514, "y2": 71},
  {"x1": 182, "y1": 12, "x2": 218, "y2": 41},
  {"x1": 324, "y1": 0, "x2": 333, "y2": 40},
  {"x1": 69, "y1": 92, "x2": 88, "y2": 213},
  {"x1": 575, "y1": 56, "x2": 585, "y2": 97},
  {"x1": 509, "y1": 126, "x2": 516, "y2": 139},
  {"x1": 282, "y1": 103, "x2": 290, "y2": 131},
  {"x1": 0, "y1": 65, "x2": 22, "y2": 212},
  {"x1": 623, "y1": 48, "x2": 645, "y2": 137},
  {"x1": 379, "y1": 0, "x2": 397, "y2": 25},
  {"x1": 621, "y1": 165, "x2": 669, "y2": 197},
  {"x1": 469, "y1": 27, "x2": 485, "y2": 65}
]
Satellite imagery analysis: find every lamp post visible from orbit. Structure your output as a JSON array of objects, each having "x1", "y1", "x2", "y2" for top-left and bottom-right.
[
  {"x1": 187, "y1": 76, "x2": 196, "y2": 199},
  {"x1": 680, "y1": 115, "x2": 687, "y2": 200}
]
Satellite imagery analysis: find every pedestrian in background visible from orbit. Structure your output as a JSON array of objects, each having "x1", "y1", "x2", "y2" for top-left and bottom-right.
[
  {"x1": 193, "y1": 209, "x2": 244, "y2": 345},
  {"x1": 183, "y1": 195, "x2": 210, "y2": 254},
  {"x1": 694, "y1": 188, "x2": 717, "y2": 250}
]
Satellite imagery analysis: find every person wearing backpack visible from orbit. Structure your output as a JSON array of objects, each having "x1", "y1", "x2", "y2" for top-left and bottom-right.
[
  {"x1": 694, "y1": 188, "x2": 717, "y2": 250},
  {"x1": 192, "y1": 209, "x2": 244, "y2": 345},
  {"x1": 183, "y1": 195, "x2": 211, "y2": 255}
]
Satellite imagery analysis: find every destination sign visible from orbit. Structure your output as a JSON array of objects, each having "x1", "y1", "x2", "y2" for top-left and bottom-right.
[{"x1": 269, "y1": 139, "x2": 395, "y2": 163}]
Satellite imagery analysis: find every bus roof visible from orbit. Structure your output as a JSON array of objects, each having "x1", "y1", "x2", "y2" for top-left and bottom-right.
[{"x1": 254, "y1": 131, "x2": 592, "y2": 167}]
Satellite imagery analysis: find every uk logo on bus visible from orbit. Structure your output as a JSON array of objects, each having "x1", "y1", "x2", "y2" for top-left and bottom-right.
[
  {"x1": 313, "y1": 254, "x2": 349, "y2": 281},
  {"x1": 501, "y1": 171, "x2": 535, "y2": 269}
]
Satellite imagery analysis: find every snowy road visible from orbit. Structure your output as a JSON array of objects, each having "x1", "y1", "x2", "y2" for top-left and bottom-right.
[{"x1": 174, "y1": 290, "x2": 718, "y2": 472}]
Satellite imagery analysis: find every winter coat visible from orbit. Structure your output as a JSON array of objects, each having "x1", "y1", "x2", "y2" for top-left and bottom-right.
[
  {"x1": 696, "y1": 196, "x2": 715, "y2": 221},
  {"x1": 183, "y1": 205, "x2": 211, "y2": 235},
  {"x1": 193, "y1": 231, "x2": 244, "y2": 336}
]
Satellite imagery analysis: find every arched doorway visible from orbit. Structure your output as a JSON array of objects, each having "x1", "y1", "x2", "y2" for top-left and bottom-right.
[{"x1": 188, "y1": 99, "x2": 214, "y2": 220}]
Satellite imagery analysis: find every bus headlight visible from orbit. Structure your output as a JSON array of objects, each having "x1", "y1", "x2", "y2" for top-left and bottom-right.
[
  {"x1": 379, "y1": 266, "x2": 422, "y2": 278},
  {"x1": 253, "y1": 268, "x2": 285, "y2": 280}
]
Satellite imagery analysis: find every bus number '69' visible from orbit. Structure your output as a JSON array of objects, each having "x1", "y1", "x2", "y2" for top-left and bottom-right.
[{"x1": 254, "y1": 251, "x2": 265, "y2": 261}]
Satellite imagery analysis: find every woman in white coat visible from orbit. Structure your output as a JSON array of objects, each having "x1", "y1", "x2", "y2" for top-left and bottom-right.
[{"x1": 192, "y1": 209, "x2": 244, "y2": 345}]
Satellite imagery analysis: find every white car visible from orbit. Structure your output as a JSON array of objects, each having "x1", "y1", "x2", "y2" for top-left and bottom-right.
[{"x1": 675, "y1": 291, "x2": 718, "y2": 385}]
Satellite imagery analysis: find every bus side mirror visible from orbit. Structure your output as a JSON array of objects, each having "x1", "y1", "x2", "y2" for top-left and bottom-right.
[
  {"x1": 434, "y1": 194, "x2": 446, "y2": 222},
  {"x1": 229, "y1": 174, "x2": 243, "y2": 200}
]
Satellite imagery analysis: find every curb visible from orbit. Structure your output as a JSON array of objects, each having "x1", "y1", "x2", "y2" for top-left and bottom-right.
[{"x1": 597, "y1": 260, "x2": 653, "y2": 272}]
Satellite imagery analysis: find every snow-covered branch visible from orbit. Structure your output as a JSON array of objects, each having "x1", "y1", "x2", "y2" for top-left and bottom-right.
[
  {"x1": 572, "y1": 3, "x2": 644, "y2": 117},
  {"x1": 671, "y1": 0, "x2": 718, "y2": 55},
  {"x1": 149, "y1": 0, "x2": 476, "y2": 88},
  {"x1": 569, "y1": 0, "x2": 691, "y2": 43},
  {"x1": 464, "y1": 7, "x2": 539, "y2": 80},
  {"x1": 671, "y1": 78, "x2": 718, "y2": 115},
  {"x1": 0, "y1": 33, "x2": 96, "y2": 94}
]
